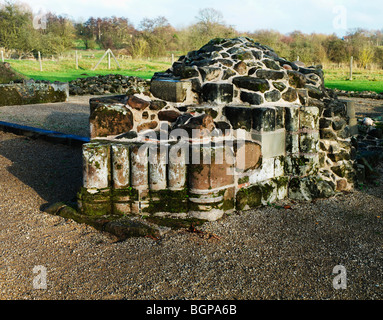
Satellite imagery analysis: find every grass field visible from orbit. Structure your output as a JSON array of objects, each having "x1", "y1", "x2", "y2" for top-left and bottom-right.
[
  {"x1": 5, "y1": 49, "x2": 383, "y2": 93},
  {"x1": 6, "y1": 50, "x2": 172, "y2": 82},
  {"x1": 324, "y1": 67, "x2": 383, "y2": 93}
]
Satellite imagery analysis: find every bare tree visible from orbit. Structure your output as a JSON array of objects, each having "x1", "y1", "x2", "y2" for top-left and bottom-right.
[{"x1": 195, "y1": 8, "x2": 224, "y2": 26}]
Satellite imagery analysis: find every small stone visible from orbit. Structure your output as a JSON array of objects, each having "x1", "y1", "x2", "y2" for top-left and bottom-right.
[
  {"x1": 233, "y1": 76, "x2": 270, "y2": 93},
  {"x1": 234, "y1": 61, "x2": 248, "y2": 75},
  {"x1": 256, "y1": 69, "x2": 285, "y2": 80},
  {"x1": 305, "y1": 85, "x2": 323, "y2": 100},
  {"x1": 262, "y1": 59, "x2": 281, "y2": 70},
  {"x1": 179, "y1": 114, "x2": 215, "y2": 137},
  {"x1": 199, "y1": 67, "x2": 221, "y2": 81},
  {"x1": 127, "y1": 95, "x2": 150, "y2": 110},
  {"x1": 287, "y1": 70, "x2": 306, "y2": 88},
  {"x1": 240, "y1": 91, "x2": 264, "y2": 105},
  {"x1": 332, "y1": 119, "x2": 347, "y2": 131},
  {"x1": 158, "y1": 109, "x2": 182, "y2": 122},
  {"x1": 336, "y1": 179, "x2": 348, "y2": 191},
  {"x1": 217, "y1": 59, "x2": 234, "y2": 67},
  {"x1": 273, "y1": 82, "x2": 286, "y2": 92},
  {"x1": 149, "y1": 100, "x2": 167, "y2": 111},
  {"x1": 222, "y1": 69, "x2": 236, "y2": 80},
  {"x1": 282, "y1": 87, "x2": 298, "y2": 102},
  {"x1": 137, "y1": 121, "x2": 158, "y2": 132},
  {"x1": 265, "y1": 90, "x2": 281, "y2": 102}
]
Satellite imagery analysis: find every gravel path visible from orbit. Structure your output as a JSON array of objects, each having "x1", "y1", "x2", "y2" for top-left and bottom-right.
[
  {"x1": 0, "y1": 96, "x2": 92, "y2": 137},
  {"x1": 0, "y1": 130, "x2": 382, "y2": 300}
]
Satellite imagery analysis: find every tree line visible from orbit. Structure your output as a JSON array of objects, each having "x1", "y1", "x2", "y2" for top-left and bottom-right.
[{"x1": 1, "y1": 1, "x2": 383, "y2": 68}]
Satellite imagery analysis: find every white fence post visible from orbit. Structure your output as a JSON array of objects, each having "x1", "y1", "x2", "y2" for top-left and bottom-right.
[{"x1": 38, "y1": 51, "x2": 43, "y2": 71}]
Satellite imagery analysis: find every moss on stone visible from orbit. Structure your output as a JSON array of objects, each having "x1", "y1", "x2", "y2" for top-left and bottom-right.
[
  {"x1": 145, "y1": 189, "x2": 189, "y2": 214},
  {"x1": 235, "y1": 185, "x2": 262, "y2": 210},
  {"x1": 238, "y1": 176, "x2": 249, "y2": 185},
  {"x1": 145, "y1": 216, "x2": 207, "y2": 229}
]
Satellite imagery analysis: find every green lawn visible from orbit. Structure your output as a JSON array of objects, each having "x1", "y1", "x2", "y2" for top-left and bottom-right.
[
  {"x1": 324, "y1": 67, "x2": 383, "y2": 93},
  {"x1": 5, "y1": 51, "x2": 383, "y2": 94},
  {"x1": 6, "y1": 50, "x2": 172, "y2": 82},
  {"x1": 325, "y1": 80, "x2": 383, "y2": 93}
]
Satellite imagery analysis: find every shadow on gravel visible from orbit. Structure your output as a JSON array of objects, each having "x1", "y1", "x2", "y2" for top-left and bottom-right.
[
  {"x1": 356, "y1": 106, "x2": 383, "y2": 119},
  {"x1": 41, "y1": 111, "x2": 90, "y2": 138},
  {"x1": 0, "y1": 135, "x2": 83, "y2": 209}
]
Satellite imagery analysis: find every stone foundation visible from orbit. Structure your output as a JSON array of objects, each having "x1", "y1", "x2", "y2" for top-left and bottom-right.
[
  {"x1": 77, "y1": 37, "x2": 359, "y2": 222},
  {"x1": 0, "y1": 81, "x2": 69, "y2": 106}
]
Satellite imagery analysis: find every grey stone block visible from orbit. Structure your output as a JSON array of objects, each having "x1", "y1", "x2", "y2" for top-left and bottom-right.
[
  {"x1": 252, "y1": 107, "x2": 276, "y2": 132},
  {"x1": 252, "y1": 131, "x2": 286, "y2": 159},
  {"x1": 150, "y1": 79, "x2": 192, "y2": 102},
  {"x1": 202, "y1": 83, "x2": 234, "y2": 104}
]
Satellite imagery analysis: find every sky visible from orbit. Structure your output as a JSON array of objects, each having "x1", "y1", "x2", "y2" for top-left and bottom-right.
[{"x1": 12, "y1": 0, "x2": 383, "y2": 36}]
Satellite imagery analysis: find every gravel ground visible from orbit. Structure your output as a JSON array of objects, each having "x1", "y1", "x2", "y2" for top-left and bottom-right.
[
  {"x1": 0, "y1": 96, "x2": 382, "y2": 301},
  {"x1": 0, "y1": 130, "x2": 382, "y2": 300},
  {"x1": 346, "y1": 97, "x2": 383, "y2": 119},
  {"x1": 0, "y1": 96, "x2": 91, "y2": 137}
]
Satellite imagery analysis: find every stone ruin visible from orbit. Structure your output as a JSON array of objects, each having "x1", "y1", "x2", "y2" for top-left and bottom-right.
[{"x1": 77, "y1": 37, "x2": 360, "y2": 224}]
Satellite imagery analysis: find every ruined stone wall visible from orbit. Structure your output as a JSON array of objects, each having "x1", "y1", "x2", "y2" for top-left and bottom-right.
[
  {"x1": 78, "y1": 37, "x2": 359, "y2": 222},
  {"x1": 0, "y1": 81, "x2": 69, "y2": 106}
]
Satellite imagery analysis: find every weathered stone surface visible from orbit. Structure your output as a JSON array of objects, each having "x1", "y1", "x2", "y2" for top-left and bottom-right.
[
  {"x1": 199, "y1": 67, "x2": 221, "y2": 81},
  {"x1": 262, "y1": 59, "x2": 281, "y2": 70},
  {"x1": 265, "y1": 90, "x2": 281, "y2": 102},
  {"x1": 149, "y1": 99, "x2": 167, "y2": 111},
  {"x1": 217, "y1": 59, "x2": 234, "y2": 67},
  {"x1": 252, "y1": 107, "x2": 276, "y2": 132},
  {"x1": 112, "y1": 144, "x2": 130, "y2": 189},
  {"x1": 235, "y1": 141, "x2": 262, "y2": 172},
  {"x1": 202, "y1": 83, "x2": 233, "y2": 103},
  {"x1": 284, "y1": 105, "x2": 300, "y2": 132},
  {"x1": 127, "y1": 95, "x2": 150, "y2": 110},
  {"x1": 287, "y1": 70, "x2": 306, "y2": 88},
  {"x1": 305, "y1": 85, "x2": 324, "y2": 100},
  {"x1": 299, "y1": 132, "x2": 319, "y2": 153},
  {"x1": 300, "y1": 106, "x2": 320, "y2": 130},
  {"x1": 233, "y1": 61, "x2": 248, "y2": 75},
  {"x1": 90, "y1": 105, "x2": 134, "y2": 138},
  {"x1": 0, "y1": 82, "x2": 69, "y2": 106},
  {"x1": 179, "y1": 114, "x2": 215, "y2": 138},
  {"x1": 158, "y1": 109, "x2": 182, "y2": 122},
  {"x1": 256, "y1": 69, "x2": 285, "y2": 80},
  {"x1": 282, "y1": 87, "x2": 298, "y2": 102},
  {"x1": 273, "y1": 82, "x2": 286, "y2": 92},
  {"x1": 332, "y1": 118, "x2": 347, "y2": 131},
  {"x1": 222, "y1": 69, "x2": 236, "y2": 80},
  {"x1": 251, "y1": 50, "x2": 263, "y2": 60},
  {"x1": 240, "y1": 91, "x2": 264, "y2": 105},
  {"x1": 82, "y1": 143, "x2": 111, "y2": 190},
  {"x1": 150, "y1": 79, "x2": 191, "y2": 103},
  {"x1": 137, "y1": 121, "x2": 158, "y2": 132},
  {"x1": 232, "y1": 76, "x2": 270, "y2": 93},
  {"x1": 174, "y1": 65, "x2": 200, "y2": 79},
  {"x1": 224, "y1": 106, "x2": 252, "y2": 131}
]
